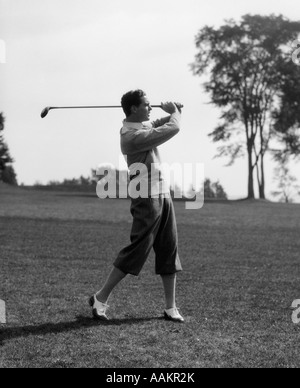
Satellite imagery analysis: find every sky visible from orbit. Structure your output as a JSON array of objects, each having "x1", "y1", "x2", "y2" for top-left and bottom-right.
[{"x1": 0, "y1": 0, "x2": 299, "y2": 201}]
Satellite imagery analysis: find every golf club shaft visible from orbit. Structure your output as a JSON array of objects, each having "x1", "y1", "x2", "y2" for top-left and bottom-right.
[
  {"x1": 41, "y1": 104, "x2": 183, "y2": 118},
  {"x1": 50, "y1": 105, "x2": 162, "y2": 110}
]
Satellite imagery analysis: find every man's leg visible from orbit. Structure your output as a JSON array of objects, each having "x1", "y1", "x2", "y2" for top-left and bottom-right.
[
  {"x1": 96, "y1": 267, "x2": 127, "y2": 304},
  {"x1": 155, "y1": 198, "x2": 184, "y2": 322},
  {"x1": 90, "y1": 198, "x2": 162, "y2": 320},
  {"x1": 161, "y1": 274, "x2": 176, "y2": 310},
  {"x1": 161, "y1": 273, "x2": 184, "y2": 322}
]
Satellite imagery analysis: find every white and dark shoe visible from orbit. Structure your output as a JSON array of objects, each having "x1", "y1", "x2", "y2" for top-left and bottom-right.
[
  {"x1": 89, "y1": 295, "x2": 109, "y2": 321},
  {"x1": 164, "y1": 307, "x2": 185, "y2": 323}
]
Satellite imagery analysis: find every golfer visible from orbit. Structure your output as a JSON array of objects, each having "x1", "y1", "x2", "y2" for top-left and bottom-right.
[{"x1": 90, "y1": 90, "x2": 184, "y2": 323}]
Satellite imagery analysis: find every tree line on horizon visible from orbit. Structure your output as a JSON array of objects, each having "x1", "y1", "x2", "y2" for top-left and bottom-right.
[
  {"x1": 1, "y1": 14, "x2": 300, "y2": 202},
  {"x1": 32, "y1": 168, "x2": 228, "y2": 201}
]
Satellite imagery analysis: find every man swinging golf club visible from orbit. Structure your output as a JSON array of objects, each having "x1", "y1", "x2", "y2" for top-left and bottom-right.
[{"x1": 89, "y1": 90, "x2": 184, "y2": 323}]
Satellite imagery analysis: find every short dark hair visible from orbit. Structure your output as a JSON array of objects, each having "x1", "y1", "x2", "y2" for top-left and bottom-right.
[{"x1": 121, "y1": 90, "x2": 146, "y2": 117}]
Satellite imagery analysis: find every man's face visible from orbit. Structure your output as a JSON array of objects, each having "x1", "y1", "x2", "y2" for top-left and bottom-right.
[{"x1": 134, "y1": 96, "x2": 152, "y2": 122}]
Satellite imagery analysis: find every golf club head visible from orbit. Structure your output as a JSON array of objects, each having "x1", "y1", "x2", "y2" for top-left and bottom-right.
[{"x1": 41, "y1": 107, "x2": 51, "y2": 119}]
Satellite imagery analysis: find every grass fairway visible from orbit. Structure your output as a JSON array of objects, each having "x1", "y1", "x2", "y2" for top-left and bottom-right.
[{"x1": 1, "y1": 183, "x2": 300, "y2": 368}]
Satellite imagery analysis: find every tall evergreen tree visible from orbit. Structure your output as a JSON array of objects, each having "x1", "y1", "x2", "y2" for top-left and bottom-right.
[{"x1": 0, "y1": 113, "x2": 18, "y2": 185}]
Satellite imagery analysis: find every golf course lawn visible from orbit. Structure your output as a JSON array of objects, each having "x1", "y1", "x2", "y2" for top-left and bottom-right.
[{"x1": 0, "y1": 183, "x2": 300, "y2": 368}]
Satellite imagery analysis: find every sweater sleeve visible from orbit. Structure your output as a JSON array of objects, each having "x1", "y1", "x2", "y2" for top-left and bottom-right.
[
  {"x1": 151, "y1": 116, "x2": 171, "y2": 128},
  {"x1": 123, "y1": 112, "x2": 181, "y2": 154}
]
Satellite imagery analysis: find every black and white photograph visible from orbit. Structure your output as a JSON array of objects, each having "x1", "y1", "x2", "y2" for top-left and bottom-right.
[{"x1": 0, "y1": 0, "x2": 300, "y2": 370}]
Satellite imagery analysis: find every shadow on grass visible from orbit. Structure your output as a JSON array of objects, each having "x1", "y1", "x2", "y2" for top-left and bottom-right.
[{"x1": 0, "y1": 315, "x2": 163, "y2": 345}]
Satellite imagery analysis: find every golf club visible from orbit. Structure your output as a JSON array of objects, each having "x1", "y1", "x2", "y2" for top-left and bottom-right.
[{"x1": 41, "y1": 104, "x2": 183, "y2": 119}]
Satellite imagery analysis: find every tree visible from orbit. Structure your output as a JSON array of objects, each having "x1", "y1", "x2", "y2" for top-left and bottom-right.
[
  {"x1": 272, "y1": 154, "x2": 300, "y2": 203},
  {"x1": 1, "y1": 165, "x2": 18, "y2": 185},
  {"x1": 212, "y1": 181, "x2": 228, "y2": 200},
  {"x1": 0, "y1": 113, "x2": 18, "y2": 185},
  {"x1": 272, "y1": 60, "x2": 300, "y2": 159},
  {"x1": 192, "y1": 14, "x2": 300, "y2": 199},
  {"x1": 203, "y1": 178, "x2": 228, "y2": 199},
  {"x1": 204, "y1": 179, "x2": 215, "y2": 199}
]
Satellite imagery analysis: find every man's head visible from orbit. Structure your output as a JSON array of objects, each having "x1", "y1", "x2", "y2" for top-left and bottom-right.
[{"x1": 121, "y1": 90, "x2": 152, "y2": 122}]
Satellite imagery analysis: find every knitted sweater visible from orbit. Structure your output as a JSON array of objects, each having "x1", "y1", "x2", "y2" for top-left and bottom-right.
[{"x1": 120, "y1": 112, "x2": 181, "y2": 198}]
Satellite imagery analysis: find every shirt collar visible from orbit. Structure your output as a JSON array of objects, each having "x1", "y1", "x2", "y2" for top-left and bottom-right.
[{"x1": 122, "y1": 121, "x2": 143, "y2": 130}]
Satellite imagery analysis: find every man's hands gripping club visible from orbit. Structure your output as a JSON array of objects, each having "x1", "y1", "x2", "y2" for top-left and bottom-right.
[{"x1": 161, "y1": 102, "x2": 183, "y2": 114}]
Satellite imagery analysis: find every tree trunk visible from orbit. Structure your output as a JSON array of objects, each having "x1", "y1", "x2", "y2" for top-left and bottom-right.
[
  {"x1": 247, "y1": 145, "x2": 255, "y2": 199},
  {"x1": 258, "y1": 126, "x2": 266, "y2": 200},
  {"x1": 258, "y1": 154, "x2": 266, "y2": 199}
]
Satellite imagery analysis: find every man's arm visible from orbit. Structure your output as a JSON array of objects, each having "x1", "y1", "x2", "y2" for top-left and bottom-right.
[
  {"x1": 151, "y1": 103, "x2": 183, "y2": 128},
  {"x1": 151, "y1": 116, "x2": 171, "y2": 129},
  {"x1": 128, "y1": 103, "x2": 181, "y2": 153}
]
